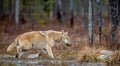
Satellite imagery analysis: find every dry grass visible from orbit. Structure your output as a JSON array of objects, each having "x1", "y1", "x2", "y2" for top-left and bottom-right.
[
  {"x1": 110, "y1": 50, "x2": 120, "y2": 63},
  {"x1": 76, "y1": 45, "x2": 120, "y2": 63},
  {"x1": 76, "y1": 46, "x2": 103, "y2": 62}
]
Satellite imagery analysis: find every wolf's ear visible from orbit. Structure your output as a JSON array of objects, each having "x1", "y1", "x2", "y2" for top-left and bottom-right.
[{"x1": 61, "y1": 30, "x2": 64, "y2": 34}]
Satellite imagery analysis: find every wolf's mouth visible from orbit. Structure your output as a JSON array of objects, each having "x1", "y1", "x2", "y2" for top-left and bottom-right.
[{"x1": 66, "y1": 44, "x2": 72, "y2": 46}]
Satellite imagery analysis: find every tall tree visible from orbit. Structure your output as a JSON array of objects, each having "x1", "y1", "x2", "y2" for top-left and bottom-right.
[
  {"x1": 15, "y1": 0, "x2": 19, "y2": 24},
  {"x1": 56, "y1": 0, "x2": 65, "y2": 22},
  {"x1": 50, "y1": 3, "x2": 54, "y2": 20},
  {"x1": 96, "y1": 0, "x2": 102, "y2": 43},
  {"x1": 22, "y1": 0, "x2": 27, "y2": 12},
  {"x1": 30, "y1": 0, "x2": 34, "y2": 23},
  {"x1": 0, "y1": 0, "x2": 3, "y2": 16},
  {"x1": 88, "y1": 0, "x2": 93, "y2": 46},
  {"x1": 70, "y1": 0, "x2": 74, "y2": 27},
  {"x1": 109, "y1": 0, "x2": 119, "y2": 43},
  {"x1": 83, "y1": 0, "x2": 88, "y2": 35},
  {"x1": 8, "y1": 0, "x2": 12, "y2": 19}
]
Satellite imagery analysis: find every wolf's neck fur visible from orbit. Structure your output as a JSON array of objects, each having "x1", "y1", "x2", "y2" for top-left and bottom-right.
[{"x1": 47, "y1": 31, "x2": 63, "y2": 42}]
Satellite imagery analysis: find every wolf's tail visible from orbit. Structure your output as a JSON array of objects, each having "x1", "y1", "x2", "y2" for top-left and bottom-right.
[{"x1": 7, "y1": 42, "x2": 17, "y2": 52}]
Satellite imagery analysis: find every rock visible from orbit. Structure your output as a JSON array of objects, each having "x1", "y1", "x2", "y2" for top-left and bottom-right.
[
  {"x1": 4, "y1": 55, "x2": 15, "y2": 58},
  {"x1": 97, "y1": 50, "x2": 113, "y2": 60},
  {"x1": 100, "y1": 50, "x2": 113, "y2": 57},
  {"x1": 97, "y1": 55, "x2": 108, "y2": 60},
  {"x1": 27, "y1": 53, "x2": 39, "y2": 59}
]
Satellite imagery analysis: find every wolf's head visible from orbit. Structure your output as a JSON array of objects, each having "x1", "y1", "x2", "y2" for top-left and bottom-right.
[{"x1": 61, "y1": 30, "x2": 71, "y2": 46}]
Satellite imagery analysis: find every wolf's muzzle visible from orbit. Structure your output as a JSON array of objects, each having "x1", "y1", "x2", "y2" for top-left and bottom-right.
[{"x1": 65, "y1": 42, "x2": 72, "y2": 46}]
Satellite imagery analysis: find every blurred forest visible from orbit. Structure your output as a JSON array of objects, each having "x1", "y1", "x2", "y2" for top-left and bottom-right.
[{"x1": 0, "y1": 0, "x2": 120, "y2": 50}]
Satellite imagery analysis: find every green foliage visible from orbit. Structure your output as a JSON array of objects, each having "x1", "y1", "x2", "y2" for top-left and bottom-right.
[
  {"x1": 39, "y1": 19, "x2": 46, "y2": 25},
  {"x1": 21, "y1": 0, "x2": 55, "y2": 23}
]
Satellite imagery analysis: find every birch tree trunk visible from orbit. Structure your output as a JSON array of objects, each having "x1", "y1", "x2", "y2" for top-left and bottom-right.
[
  {"x1": 50, "y1": 4, "x2": 54, "y2": 20},
  {"x1": 96, "y1": 0, "x2": 102, "y2": 43},
  {"x1": 15, "y1": 0, "x2": 19, "y2": 24},
  {"x1": 88, "y1": 0, "x2": 93, "y2": 45}
]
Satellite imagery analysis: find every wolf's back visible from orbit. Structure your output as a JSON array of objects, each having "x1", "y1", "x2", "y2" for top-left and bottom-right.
[{"x1": 7, "y1": 42, "x2": 16, "y2": 52}]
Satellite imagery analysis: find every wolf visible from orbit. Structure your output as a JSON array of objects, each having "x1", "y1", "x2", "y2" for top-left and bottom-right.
[{"x1": 7, "y1": 30, "x2": 71, "y2": 58}]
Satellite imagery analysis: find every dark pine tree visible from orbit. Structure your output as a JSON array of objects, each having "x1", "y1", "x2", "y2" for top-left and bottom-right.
[{"x1": 109, "y1": 0, "x2": 119, "y2": 44}]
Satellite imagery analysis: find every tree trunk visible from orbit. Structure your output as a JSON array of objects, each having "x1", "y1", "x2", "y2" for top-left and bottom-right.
[
  {"x1": 96, "y1": 0, "x2": 102, "y2": 43},
  {"x1": 88, "y1": 0, "x2": 93, "y2": 46},
  {"x1": 8, "y1": 0, "x2": 12, "y2": 19},
  {"x1": 109, "y1": 0, "x2": 119, "y2": 44},
  {"x1": 22, "y1": 0, "x2": 26, "y2": 5},
  {"x1": 0, "y1": 0, "x2": 3, "y2": 16},
  {"x1": 15, "y1": 0, "x2": 19, "y2": 24},
  {"x1": 57, "y1": 0, "x2": 65, "y2": 23},
  {"x1": 70, "y1": 0, "x2": 74, "y2": 27},
  {"x1": 83, "y1": 0, "x2": 88, "y2": 35},
  {"x1": 50, "y1": 4, "x2": 54, "y2": 20},
  {"x1": 30, "y1": 0, "x2": 34, "y2": 23},
  {"x1": 22, "y1": 0, "x2": 26, "y2": 12}
]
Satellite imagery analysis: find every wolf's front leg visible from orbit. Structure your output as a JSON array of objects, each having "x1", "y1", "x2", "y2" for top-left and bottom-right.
[
  {"x1": 16, "y1": 47, "x2": 22, "y2": 58},
  {"x1": 46, "y1": 45, "x2": 54, "y2": 58},
  {"x1": 17, "y1": 52, "x2": 25, "y2": 58},
  {"x1": 16, "y1": 46, "x2": 25, "y2": 58},
  {"x1": 42, "y1": 48, "x2": 47, "y2": 54}
]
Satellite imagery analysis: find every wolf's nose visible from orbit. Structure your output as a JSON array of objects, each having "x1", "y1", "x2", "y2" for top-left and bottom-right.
[
  {"x1": 68, "y1": 44, "x2": 72, "y2": 46},
  {"x1": 66, "y1": 43, "x2": 72, "y2": 46}
]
